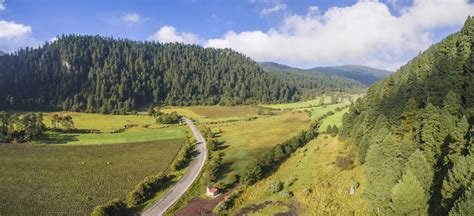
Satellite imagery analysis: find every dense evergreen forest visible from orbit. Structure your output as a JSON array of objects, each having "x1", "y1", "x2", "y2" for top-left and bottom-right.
[
  {"x1": 340, "y1": 18, "x2": 474, "y2": 215},
  {"x1": 0, "y1": 36, "x2": 309, "y2": 114},
  {"x1": 259, "y1": 62, "x2": 365, "y2": 99}
]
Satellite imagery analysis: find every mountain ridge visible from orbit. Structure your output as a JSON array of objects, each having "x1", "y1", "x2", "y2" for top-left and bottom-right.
[{"x1": 259, "y1": 61, "x2": 393, "y2": 86}]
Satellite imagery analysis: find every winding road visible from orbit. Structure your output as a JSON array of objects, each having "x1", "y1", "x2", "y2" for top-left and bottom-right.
[{"x1": 142, "y1": 117, "x2": 207, "y2": 216}]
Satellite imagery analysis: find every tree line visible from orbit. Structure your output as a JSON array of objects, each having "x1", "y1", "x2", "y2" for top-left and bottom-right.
[
  {"x1": 0, "y1": 112, "x2": 46, "y2": 143},
  {"x1": 340, "y1": 17, "x2": 474, "y2": 215},
  {"x1": 0, "y1": 35, "x2": 310, "y2": 114}
]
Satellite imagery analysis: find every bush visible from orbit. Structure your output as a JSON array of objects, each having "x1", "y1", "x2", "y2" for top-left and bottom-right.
[
  {"x1": 172, "y1": 141, "x2": 195, "y2": 171},
  {"x1": 126, "y1": 174, "x2": 169, "y2": 207},
  {"x1": 268, "y1": 181, "x2": 284, "y2": 193},
  {"x1": 280, "y1": 191, "x2": 294, "y2": 199},
  {"x1": 156, "y1": 112, "x2": 180, "y2": 124},
  {"x1": 303, "y1": 188, "x2": 313, "y2": 197},
  {"x1": 335, "y1": 152, "x2": 355, "y2": 170},
  {"x1": 91, "y1": 198, "x2": 127, "y2": 216}
]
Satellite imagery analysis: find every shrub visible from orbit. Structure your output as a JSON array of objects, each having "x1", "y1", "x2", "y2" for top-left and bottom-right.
[
  {"x1": 303, "y1": 188, "x2": 313, "y2": 197},
  {"x1": 268, "y1": 181, "x2": 284, "y2": 193},
  {"x1": 287, "y1": 178, "x2": 298, "y2": 187},
  {"x1": 126, "y1": 174, "x2": 169, "y2": 207},
  {"x1": 280, "y1": 191, "x2": 294, "y2": 199},
  {"x1": 335, "y1": 152, "x2": 355, "y2": 170},
  {"x1": 172, "y1": 141, "x2": 195, "y2": 171},
  {"x1": 156, "y1": 112, "x2": 180, "y2": 124},
  {"x1": 91, "y1": 198, "x2": 127, "y2": 216}
]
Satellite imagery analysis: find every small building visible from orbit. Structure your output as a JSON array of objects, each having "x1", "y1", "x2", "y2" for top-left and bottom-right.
[{"x1": 206, "y1": 187, "x2": 219, "y2": 197}]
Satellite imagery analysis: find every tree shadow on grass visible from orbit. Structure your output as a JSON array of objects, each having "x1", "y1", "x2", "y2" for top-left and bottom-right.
[{"x1": 36, "y1": 133, "x2": 79, "y2": 144}]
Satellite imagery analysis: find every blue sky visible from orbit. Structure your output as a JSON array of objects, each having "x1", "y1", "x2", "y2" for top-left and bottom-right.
[{"x1": 0, "y1": 0, "x2": 473, "y2": 70}]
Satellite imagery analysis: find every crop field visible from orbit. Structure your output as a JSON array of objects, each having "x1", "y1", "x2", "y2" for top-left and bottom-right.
[
  {"x1": 261, "y1": 96, "x2": 331, "y2": 109},
  {"x1": 0, "y1": 139, "x2": 185, "y2": 215},
  {"x1": 38, "y1": 112, "x2": 186, "y2": 145},
  {"x1": 209, "y1": 111, "x2": 310, "y2": 182},
  {"x1": 230, "y1": 136, "x2": 368, "y2": 215}
]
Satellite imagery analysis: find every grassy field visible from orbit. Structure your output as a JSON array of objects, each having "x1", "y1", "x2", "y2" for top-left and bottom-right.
[
  {"x1": 210, "y1": 111, "x2": 310, "y2": 182},
  {"x1": 0, "y1": 139, "x2": 185, "y2": 215},
  {"x1": 37, "y1": 112, "x2": 186, "y2": 145},
  {"x1": 43, "y1": 112, "x2": 157, "y2": 133},
  {"x1": 230, "y1": 136, "x2": 368, "y2": 215},
  {"x1": 318, "y1": 107, "x2": 349, "y2": 132},
  {"x1": 302, "y1": 103, "x2": 349, "y2": 120},
  {"x1": 35, "y1": 127, "x2": 186, "y2": 145},
  {"x1": 161, "y1": 106, "x2": 258, "y2": 122},
  {"x1": 261, "y1": 96, "x2": 331, "y2": 109}
]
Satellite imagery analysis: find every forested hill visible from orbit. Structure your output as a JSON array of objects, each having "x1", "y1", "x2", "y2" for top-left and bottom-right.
[
  {"x1": 340, "y1": 17, "x2": 474, "y2": 215},
  {"x1": 0, "y1": 35, "x2": 302, "y2": 113},
  {"x1": 308, "y1": 65, "x2": 392, "y2": 85},
  {"x1": 258, "y1": 62, "x2": 365, "y2": 98},
  {"x1": 259, "y1": 61, "x2": 391, "y2": 87}
]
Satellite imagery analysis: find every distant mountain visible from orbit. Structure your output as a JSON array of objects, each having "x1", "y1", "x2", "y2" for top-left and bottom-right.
[
  {"x1": 259, "y1": 62, "x2": 392, "y2": 86},
  {"x1": 258, "y1": 62, "x2": 365, "y2": 97},
  {"x1": 308, "y1": 65, "x2": 393, "y2": 85},
  {"x1": 0, "y1": 51, "x2": 6, "y2": 56}
]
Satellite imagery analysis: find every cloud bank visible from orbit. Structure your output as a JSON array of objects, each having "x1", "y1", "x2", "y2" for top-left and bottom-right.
[
  {"x1": 205, "y1": 0, "x2": 474, "y2": 70},
  {"x1": 0, "y1": 20, "x2": 37, "y2": 52},
  {"x1": 148, "y1": 25, "x2": 199, "y2": 44}
]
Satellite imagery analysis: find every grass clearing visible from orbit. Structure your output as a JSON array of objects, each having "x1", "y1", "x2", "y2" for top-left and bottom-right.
[
  {"x1": 231, "y1": 136, "x2": 368, "y2": 215},
  {"x1": 0, "y1": 139, "x2": 185, "y2": 216},
  {"x1": 43, "y1": 112, "x2": 157, "y2": 133},
  {"x1": 301, "y1": 103, "x2": 349, "y2": 120},
  {"x1": 38, "y1": 112, "x2": 186, "y2": 145},
  {"x1": 210, "y1": 111, "x2": 310, "y2": 182},
  {"x1": 261, "y1": 96, "x2": 331, "y2": 109},
  {"x1": 161, "y1": 106, "x2": 258, "y2": 122},
  {"x1": 34, "y1": 127, "x2": 186, "y2": 145},
  {"x1": 318, "y1": 107, "x2": 349, "y2": 132}
]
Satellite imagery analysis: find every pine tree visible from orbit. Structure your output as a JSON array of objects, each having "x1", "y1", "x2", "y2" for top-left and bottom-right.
[
  {"x1": 390, "y1": 170, "x2": 429, "y2": 216},
  {"x1": 398, "y1": 97, "x2": 418, "y2": 134},
  {"x1": 365, "y1": 134, "x2": 403, "y2": 213},
  {"x1": 441, "y1": 154, "x2": 474, "y2": 213},
  {"x1": 405, "y1": 150, "x2": 433, "y2": 192},
  {"x1": 449, "y1": 184, "x2": 474, "y2": 216}
]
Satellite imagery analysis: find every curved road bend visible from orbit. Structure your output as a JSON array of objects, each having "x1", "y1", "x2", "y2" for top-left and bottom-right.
[{"x1": 142, "y1": 117, "x2": 207, "y2": 216}]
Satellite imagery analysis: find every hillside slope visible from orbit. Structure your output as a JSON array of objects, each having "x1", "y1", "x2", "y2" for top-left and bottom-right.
[
  {"x1": 0, "y1": 36, "x2": 299, "y2": 113},
  {"x1": 309, "y1": 65, "x2": 392, "y2": 85},
  {"x1": 340, "y1": 17, "x2": 474, "y2": 215},
  {"x1": 259, "y1": 62, "x2": 365, "y2": 98}
]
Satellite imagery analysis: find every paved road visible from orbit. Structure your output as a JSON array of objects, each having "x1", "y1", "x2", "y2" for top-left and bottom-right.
[{"x1": 142, "y1": 117, "x2": 207, "y2": 216}]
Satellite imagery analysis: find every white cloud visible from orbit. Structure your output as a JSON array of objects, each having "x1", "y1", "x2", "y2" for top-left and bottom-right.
[
  {"x1": 0, "y1": 20, "x2": 32, "y2": 39},
  {"x1": 205, "y1": 0, "x2": 474, "y2": 70},
  {"x1": 0, "y1": 20, "x2": 37, "y2": 52},
  {"x1": 121, "y1": 13, "x2": 141, "y2": 24},
  {"x1": 0, "y1": 0, "x2": 5, "y2": 11},
  {"x1": 148, "y1": 26, "x2": 199, "y2": 44},
  {"x1": 260, "y1": 3, "x2": 287, "y2": 15}
]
